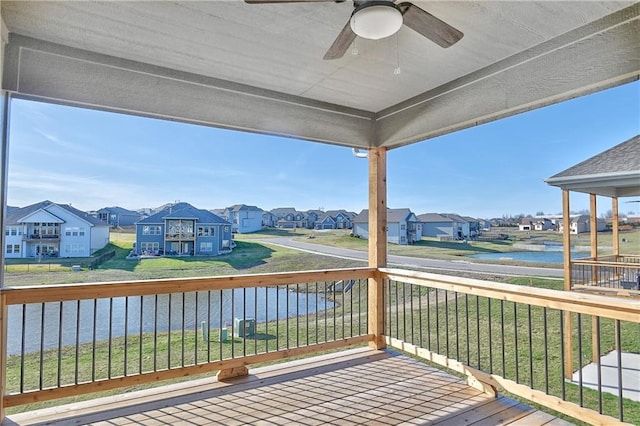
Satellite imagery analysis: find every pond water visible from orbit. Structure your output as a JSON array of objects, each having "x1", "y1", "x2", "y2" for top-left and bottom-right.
[
  {"x1": 469, "y1": 251, "x2": 589, "y2": 263},
  {"x1": 6, "y1": 287, "x2": 334, "y2": 356}
]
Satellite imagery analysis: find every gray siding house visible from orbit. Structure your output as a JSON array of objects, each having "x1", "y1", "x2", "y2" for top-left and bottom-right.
[
  {"x1": 135, "y1": 202, "x2": 232, "y2": 256},
  {"x1": 353, "y1": 208, "x2": 420, "y2": 245},
  {"x1": 315, "y1": 210, "x2": 355, "y2": 230},
  {"x1": 96, "y1": 206, "x2": 142, "y2": 227},
  {"x1": 418, "y1": 213, "x2": 455, "y2": 239}
]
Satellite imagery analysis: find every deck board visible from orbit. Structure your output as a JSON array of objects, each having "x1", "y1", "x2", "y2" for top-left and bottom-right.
[{"x1": 6, "y1": 348, "x2": 571, "y2": 426}]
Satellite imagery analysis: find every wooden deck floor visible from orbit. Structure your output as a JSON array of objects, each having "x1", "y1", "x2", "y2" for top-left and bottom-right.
[{"x1": 6, "y1": 348, "x2": 573, "y2": 426}]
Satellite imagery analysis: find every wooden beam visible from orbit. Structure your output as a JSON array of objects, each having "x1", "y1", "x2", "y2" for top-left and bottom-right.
[
  {"x1": 562, "y1": 189, "x2": 573, "y2": 379},
  {"x1": 368, "y1": 147, "x2": 387, "y2": 350},
  {"x1": 2, "y1": 267, "x2": 375, "y2": 304},
  {"x1": 0, "y1": 293, "x2": 7, "y2": 423},
  {"x1": 380, "y1": 268, "x2": 640, "y2": 323},
  {"x1": 589, "y1": 194, "x2": 599, "y2": 364},
  {"x1": 590, "y1": 194, "x2": 598, "y2": 259},
  {"x1": 612, "y1": 197, "x2": 619, "y2": 258},
  {"x1": 562, "y1": 189, "x2": 572, "y2": 292}
]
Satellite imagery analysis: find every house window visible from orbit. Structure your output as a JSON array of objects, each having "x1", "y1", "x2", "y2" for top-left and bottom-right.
[
  {"x1": 64, "y1": 244, "x2": 84, "y2": 255},
  {"x1": 13, "y1": 244, "x2": 20, "y2": 254},
  {"x1": 224, "y1": 226, "x2": 230, "y2": 233},
  {"x1": 197, "y1": 226, "x2": 214, "y2": 236},
  {"x1": 6, "y1": 244, "x2": 12, "y2": 253},
  {"x1": 401, "y1": 224, "x2": 406, "y2": 231},
  {"x1": 140, "y1": 242, "x2": 160, "y2": 254},
  {"x1": 200, "y1": 242, "x2": 213, "y2": 252},
  {"x1": 143, "y1": 225, "x2": 161, "y2": 235},
  {"x1": 401, "y1": 236, "x2": 406, "y2": 243},
  {"x1": 79, "y1": 227, "x2": 85, "y2": 236}
]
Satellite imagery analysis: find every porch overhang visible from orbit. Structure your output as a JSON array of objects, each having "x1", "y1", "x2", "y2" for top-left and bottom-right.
[
  {"x1": 544, "y1": 171, "x2": 640, "y2": 197},
  {"x1": 1, "y1": 2, "x2": 638, "y2": 149}
]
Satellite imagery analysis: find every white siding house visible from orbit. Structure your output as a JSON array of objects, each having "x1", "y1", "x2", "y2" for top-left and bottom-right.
[
  {"x1": 558, "y1": 215, "x2": 607, "y2": 234},
  {"x1": 221, "y1": 204, "x2": 263, "y2": 233},
  {"x1": 5, "y1": 201, "x2": 109, "y2": 259}
]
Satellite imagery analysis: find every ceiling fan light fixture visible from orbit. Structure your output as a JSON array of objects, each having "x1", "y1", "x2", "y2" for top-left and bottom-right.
[{"x1": 350, "y1": 1, "x2": 403, "y2": 40}]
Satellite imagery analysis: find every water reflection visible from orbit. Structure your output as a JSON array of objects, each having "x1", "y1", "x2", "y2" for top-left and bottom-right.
[{"x1": 7, "y1": 287, "x2": 333, "y2": 355}]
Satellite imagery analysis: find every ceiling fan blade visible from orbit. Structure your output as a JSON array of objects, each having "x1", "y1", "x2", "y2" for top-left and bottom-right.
[
  {"x1": 398, "y1": 2, "x2": 463, "y2": 48},
  {"x1": 323, "y1": 19, "x2": 356, "y2": 60},
  {"x1": 245, "y1": 0, "x2": 335, "y2": 3}
]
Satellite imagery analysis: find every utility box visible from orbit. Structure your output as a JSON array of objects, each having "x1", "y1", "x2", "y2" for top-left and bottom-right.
[{"x1": 234, "y1": 318, "x2": 255, "y2": 338}]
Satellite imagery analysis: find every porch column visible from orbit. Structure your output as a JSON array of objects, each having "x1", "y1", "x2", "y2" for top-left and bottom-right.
[
  {"x1": 590, "y1": 194, "x2": 598, "y2": 259},
  {"x1": 589, "y1": 194, "x2": 600, "y2": 364},
  {"x1": 612, "y1": 197, "x2": 619, "y2": 258},
  {"x1": 0, "y1": 14, "x2": 10, "y2": 421},
  {"x1": 368, "y1": 147, "x2": 387, "y2": 350},
  {"x1": 562, "y1": 189, "x2": 573, "y2": 379}
]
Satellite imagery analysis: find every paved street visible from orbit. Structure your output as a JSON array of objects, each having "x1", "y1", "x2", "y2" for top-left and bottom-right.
[{"x1": 260, "y1": 237, "x2": 564, "y2": 278}]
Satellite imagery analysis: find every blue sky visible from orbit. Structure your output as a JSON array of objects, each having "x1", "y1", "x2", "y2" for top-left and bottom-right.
[{"x1": 7, "y1": 80, "x2": 639, "y2": 219}]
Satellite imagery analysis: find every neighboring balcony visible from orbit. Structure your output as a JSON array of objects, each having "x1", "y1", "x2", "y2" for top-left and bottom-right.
[
  {"x1": 571, "y1": 255, "x2": 640, "y2": 294},
  {"x1": 21, "y1": 234, "x2": 60, "y2": 242},
  {"x1": 164, "y1": 232, "x2": 195, "y2": 240}
]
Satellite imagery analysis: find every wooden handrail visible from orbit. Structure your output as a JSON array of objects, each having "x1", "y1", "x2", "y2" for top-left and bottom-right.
[
  {"x1": 0, "y1": 267, "x2": 376, "y2": 305},
  {"x1": 380, "y1": 267, "x2": 640, "y2": 323}
]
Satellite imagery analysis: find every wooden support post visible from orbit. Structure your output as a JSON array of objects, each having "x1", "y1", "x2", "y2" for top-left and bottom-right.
[
  {"x1": 589, "y1": 194, "x2": 599, "y2": 364},
  {"x1": 590, "y1": 194, "x2": 598, "y2": 260},
  {"x1": 0, "y1": 293, "x2": 7, "y2": 423},
  {"x1": 612, "y1": 197, "x2": 619, "y2": 259},
  {"x1": 368, "y1": 147, "x2": 387, "y2": 350},
  {"x1": 562, "y1": 189, "x2": 573, "y2": 379}
]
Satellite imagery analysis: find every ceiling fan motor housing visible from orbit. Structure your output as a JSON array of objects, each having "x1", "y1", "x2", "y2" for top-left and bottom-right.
[{"x1": 350, "y1": 1, "x2": 403, "y2": 40}]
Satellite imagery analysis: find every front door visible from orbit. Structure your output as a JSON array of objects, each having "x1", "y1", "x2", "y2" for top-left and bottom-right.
[{"x1": 183, "y1": 242, "x2": 190, "y2": 255}]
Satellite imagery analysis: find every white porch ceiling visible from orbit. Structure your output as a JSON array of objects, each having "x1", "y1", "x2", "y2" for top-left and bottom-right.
[{"x1": 1, "y1": 1, "x2": 639, "y2": 149}]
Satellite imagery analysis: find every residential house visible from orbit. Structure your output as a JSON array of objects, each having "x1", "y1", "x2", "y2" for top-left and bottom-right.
[
  {"x1": 262, "y1": 211, "x2": 277, "y2": 228},
  {"x1": 418, "y1": 213, "x2": 455, "y2": 239},
  {"x1": 271, "y1": 208, "x2": 308, "y2": 229},
  {"x1": 518, "y1": 217, "x2": 535, "y2": 231},
  {"x1": 315, "y1": 210, "x2": 355, "y2": 230},
  {"x1": 558, "y1": 215, "x2": 607, "y2": 234},
  {"x1": 462, "y1": 216, "x2": 481, "y2": 238},
  {"x1": 534, "y1": 218, "x2": 555, "y2": 231},
  {"x1": 96, "y1": 206, "x2": 142, "y2": 227},
  {"x1": 135, "y1": 202, "x2": 232, "y2": 256},
  {"x1": 5, "y1": 201, "x2": 109, "y2": 258},
  {"x1": 353, "y1": 208, "x2": 420, "y2": 245},
  {"x1": 441, "y1": 213, "x2": 472, "y2": 240},
  {"x1": 219, "y1": 204, "x2": 263, "y2": 233}
]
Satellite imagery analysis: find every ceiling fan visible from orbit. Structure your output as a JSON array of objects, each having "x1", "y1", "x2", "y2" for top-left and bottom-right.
[{"x1": 244, "y1": 0, "x2": 463, "y2": 60}]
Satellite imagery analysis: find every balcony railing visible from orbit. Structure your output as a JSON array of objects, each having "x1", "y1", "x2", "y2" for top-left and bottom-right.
[
  {"x1": 571, "y1": 258, "x2": 640, "y2": 294},
  {"x1": 1, "y1": 267, "x2": 639, "y2": 425},
  {"x1": 164, "y1": 232, "x2": 195, "y2": 240},
  {"x1": 22, "y1": 234, "x2": 60, "y2": 241}
]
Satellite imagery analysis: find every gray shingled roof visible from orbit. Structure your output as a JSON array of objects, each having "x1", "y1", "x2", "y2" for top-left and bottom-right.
[
  {"x1": 545, "y1": 135, "x2": 640, "y2": 197},
  {"x1": 138, "y1": 202, "x2": 229, "y2": 225},
  {"x1": 418, "y1": 213, "x2": 453, "y2": 223},
  {"x1": 354, "y1": 208, "x2": 415, "y2": 223},
  {"x1": 6, "y1": 200, "x2": 106, "y2": 226},
  {"x1": 549, "y1": 135, "x2": 639, "y2": 178}
]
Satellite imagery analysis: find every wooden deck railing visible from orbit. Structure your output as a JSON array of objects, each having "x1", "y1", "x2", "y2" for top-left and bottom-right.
[
  {"x1": 571, "y1": 258, "x2": 640, "y2": 294},
  {"x1": 0, "y1": 268, "x2": 375, "y2": 414},
  {"x1": 2, "y1": 267, "x2": 640, "y2": 425},
  {"x1": 380, "y1": 267, "x2": 640, "y2": 426}
]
